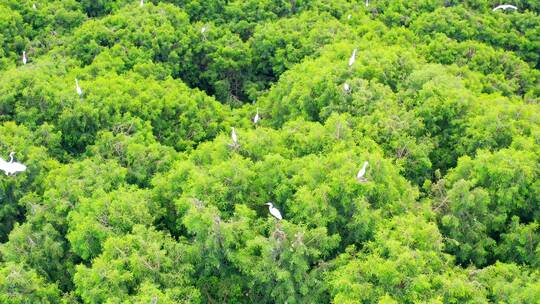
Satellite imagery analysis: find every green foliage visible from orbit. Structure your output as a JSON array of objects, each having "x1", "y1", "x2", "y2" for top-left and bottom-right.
[
  {"x1": 0, "y1": 0, "x2": 539, "y2": 302},
  {"x1": 0, "y1": 262, "x2": 61, "y2": 304},
  {"x1": 435, "y1": 148, "x2": 540, "y2": 266}
]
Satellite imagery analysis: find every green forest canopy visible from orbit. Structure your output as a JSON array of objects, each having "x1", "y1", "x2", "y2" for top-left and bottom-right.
[{"x1": 0, "y1": 0, "x2": 539, "y2": 303}]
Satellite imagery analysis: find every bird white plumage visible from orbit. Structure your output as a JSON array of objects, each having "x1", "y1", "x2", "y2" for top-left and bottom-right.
[
  {"x1": 366, "y1": 0, "x2": 369, "y2": 7},
  {"x1": 22, "y1": 51, "x2": 27, "y2": 65},
  {"x1": 201, "y1": 26, "x2": 207, "y2": 34},
  {"x1": 231, "y1": 127, "x2": 238, "y2": 144},
  {"x1": 343, "y1": 83, "x2": 351, "y2": 93},
  {"x1": 32, "y1": 3, "x2": 36, "y2": 9},
  {"x1": 265, "y1": 203, "x2": 283, "y2": 220},
  {"x1": 493, "y1": 4, "x2": 518, "y2": 11},
  {"x1": 0, "y1": 152, "x2": 27, "y2": 176},
  {"x1": 253, "y1": 108, "x2": 260, "y2": 124},
  {"x1": 347, "y1": 14, "x2": 352, "y2": 20},
  {"x1": 140, "y1": 0, "x2": 144, "y2": 7},
  {"x1": 75, "y1": 78, "x2": 83, "y2": 96},
  {"x1": 348, "y1": 48, "x2": 357, "y2": 67},
  {"x1": 356, "y1": 161, "x2": 369, "y2": 182}
]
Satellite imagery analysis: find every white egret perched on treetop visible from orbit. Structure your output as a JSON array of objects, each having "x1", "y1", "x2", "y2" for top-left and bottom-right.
[
  {"x1": 493, "y1": 4, "x2": 518, "y2": 11},
  {"x1": 347, "y1": 14, "x2": 352, "y2": 20},
  {"x1": 140, "y1": 0, "x2": 144, "y2": 7},
  {"x1": 75, "y1": 78, "x2": 83, "y2": 97},
  {"x1": 201, "y1": 26, "x2": 207, "y2": 34},
  {"x1": 22, "y1": 51, "x2": 27, "y2": 65},
  {"x1": 231, "y1": 127, "x2": 238, "y2": 145},
  {"x1": 32, "y1": 3, "x2": 36, "y2": 9},
  {"x1": 0, "y1": 152, "x2": 27, "y2": 176},
  {"x1": 253, "y1": 108, "x2": 260, "y2": 124},
  {"x1": 348, "y1": 48, "x2": 357, "y2": 67},
  {"x1": 366, "y1": 0, "x2": 369, "y2": 7},
  {"x1": 356, "y1": 161, "x2": 369, "y2": 182},
  {"x1": 265, "y1": 203, "x2": 283, "y2": 220},
  {"x1": 343, "y1": 83, "x2": 351, "y2": 93}
]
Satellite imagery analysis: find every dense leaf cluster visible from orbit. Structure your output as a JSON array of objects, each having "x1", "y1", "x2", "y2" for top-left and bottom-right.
[{"x1": 0, "y1": 0, "x2": 539, "y2": 303}]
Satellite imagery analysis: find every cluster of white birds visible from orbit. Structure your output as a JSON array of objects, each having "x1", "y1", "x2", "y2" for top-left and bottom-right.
[
  {"x1": 229, "y1": 107, "x2": 370, "y2": 220},
  {"x1": 264, "y1": 161, "x2": 368, "y2": 220},
  {"x1": 0, "y1": 152, "x2": 27, "y2": 176}
]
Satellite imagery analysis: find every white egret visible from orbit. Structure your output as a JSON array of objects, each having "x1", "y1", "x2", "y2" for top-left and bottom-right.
[
  {"x1": 356, "y1": 161, "x2": 369, "y2": 182},
  {"x1": 347, "y1": 14, "x2": 352, "y2": 20},
  {"x1": 22, "y1": 51, "x2": 27, "y2": 65},
  {"x1": 75, "y1": 78, "x2": 82, "y2": 97},
  {"x1": 32, "y1": 3, "x2": 36, "y2": 10},
  {"x1": 343, "y1": 83, "x2": 351, "y2": 93},
  {"x1": 253, "y1": 108, "x2": 260, "y2": 124},
  {"x1": 0, "y1": 152, "x2": 27, "y2": 176},
  {"x1": 231, "y1": 127, "x2": 238, "y2": 145},
  {"x1": 201, "y1": 26, "x2": 207, "y2": 34},
  {"x1": 265, "y1": 203, "x2": 283, "y2": 220},
  {"x1": 140, "y1": 0, "x2": 144, "y2": 7},
  {"x1": 493, "y1": 4, "x2": 518, "y2": 11},
  {"x1": 366, "y1": 0, "x2": 369, "y2": 7},
  {"x1": 348, "y1": 48, "x2": 357, "y2": 67}
]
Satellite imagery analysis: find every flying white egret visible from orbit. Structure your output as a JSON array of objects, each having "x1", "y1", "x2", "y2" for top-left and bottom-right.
[
  {"x1": 75, "y1": 78, "x2": 82, "y2": 97},
  {"x1": 348, "y1": 48, "x2": 357, "y2": 67},
  {"x1": 22, "y1": 51, "x2": 27, "y2": 65},
  {"x1": 356, "y1": 161, "x2": 369, "y2": 182},
  {"x1": 343, "y1": 83, "x2": 351, "y2": 93},
  {"x1": 140, "y1": 0, "x2": 144, "y2": 7},
  {"x1": 493, "y1": 4, "x2": 518, "y2": 11},
  {"x1": 0, "y1": 152, "x2": 27, "y2": 176},
  {"x1": 265, "y1": 203, "x2": 283, "y2": 220},
  {"x1": 231, "y1": 127, "x2": 238, "y2": 145},
  {"x1": 253, "y1": 108, "x2": 260, "y2": 124}
]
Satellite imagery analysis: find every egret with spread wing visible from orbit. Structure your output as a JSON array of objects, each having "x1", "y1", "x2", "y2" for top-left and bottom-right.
[
  {"x1": 493, "y1": 4, "x2": 517, "y2": 11},
  {"x1": 0, "y1": 152, "x2": 27, "y2": 176}
]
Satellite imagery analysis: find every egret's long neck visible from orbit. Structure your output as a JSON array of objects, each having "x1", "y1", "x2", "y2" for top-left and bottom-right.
[{"x1": 362, "y1": 162, "x2": 368, "y2": 170}]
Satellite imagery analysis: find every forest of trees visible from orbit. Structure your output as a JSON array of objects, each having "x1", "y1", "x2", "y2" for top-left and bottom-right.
[{"x1": 0, "y1": 0, "x2": 539, "y2": 303}]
